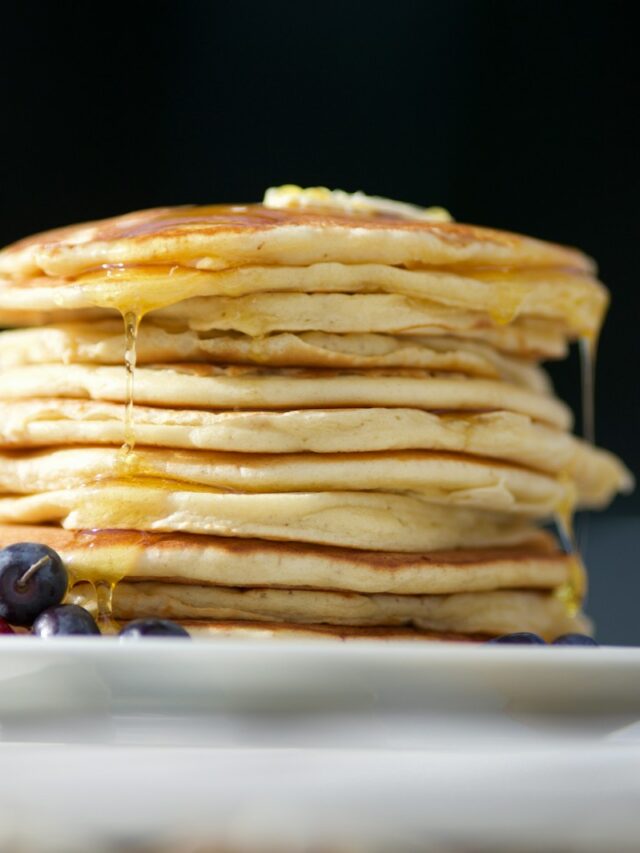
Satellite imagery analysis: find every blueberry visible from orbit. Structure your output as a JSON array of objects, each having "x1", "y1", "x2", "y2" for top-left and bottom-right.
[
  {"x1": 32, "y1": 604, "x2": 101, "y2": 637},
  {"x1": 488, "y1": 632, "x2": 546, "y2": 645},
  {"x1": 0, "y1": 617, "x2": 15, "y2": 635},
  {"x1": 0, "y1": 543, "x2": 68, "y2": 627},
  {"x1": 119, "y1": 618, "x2": 190, "y2": 638},
  {"x1": 552, "y1": 633, "x2": 599, "y2": 646}
]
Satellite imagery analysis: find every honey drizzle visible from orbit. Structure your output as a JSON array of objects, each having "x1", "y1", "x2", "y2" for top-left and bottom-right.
[
  {"x1": 552, "y1": 334, "x2": 599, "y2": 614},
  {"x1": 95, "y1": 579, "x2": 118, "y2": 631},
  {"x1": 575, "y1": 334, "x2": 598, "y2": 570},
  {"x1": 122, "y1": 310, "x2": 141, "y2": 455},
  {"x1": 579, "y1": 335, "x2": 598, "y2": 445},
  {"x1": 72, "y1": 262, "x2": 201, "y2": 624}
]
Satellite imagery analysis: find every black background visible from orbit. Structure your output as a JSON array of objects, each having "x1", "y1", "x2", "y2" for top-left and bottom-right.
[{"x1": 1, "y1": 1, "x2": 638, "y2": 639}]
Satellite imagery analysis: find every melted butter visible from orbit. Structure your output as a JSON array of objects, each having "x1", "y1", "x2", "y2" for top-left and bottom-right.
[{"x1": 263, "y1": 185, "x2": 453, "y2": 222}]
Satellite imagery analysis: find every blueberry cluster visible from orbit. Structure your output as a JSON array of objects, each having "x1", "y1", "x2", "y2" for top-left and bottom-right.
[
  {"x1": 0, "y1": 542, "x2": 190, "y2": 639},
  {"x1": 488, "y1": 632, "x2": 598, "y2": 646}
]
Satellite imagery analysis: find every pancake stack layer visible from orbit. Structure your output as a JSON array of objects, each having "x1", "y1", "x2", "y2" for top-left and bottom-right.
[{"x1": 0, "y1": 186, "x2": 632, "y2": 640}]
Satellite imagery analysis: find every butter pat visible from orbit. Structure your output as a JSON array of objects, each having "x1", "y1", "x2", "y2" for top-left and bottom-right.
[{"x1": 263, "y1": 185, "x2": 453, "y2": 222}]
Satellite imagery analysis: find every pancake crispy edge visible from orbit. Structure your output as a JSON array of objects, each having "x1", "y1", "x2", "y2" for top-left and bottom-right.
[
  {"x1": 0, "y1": 524, "x2": 572, "y2": 594},
  {"x1": 0, "y1": 203, "x2": 595, "y2": 278},
  {"x1": 76, "y1": 581, "x2": 588, "y2": 640}
]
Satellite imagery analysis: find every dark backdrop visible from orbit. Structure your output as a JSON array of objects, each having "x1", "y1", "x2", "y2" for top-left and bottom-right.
[{"x1": 1, "y1": 1, "x2": 638, "y2": 640}]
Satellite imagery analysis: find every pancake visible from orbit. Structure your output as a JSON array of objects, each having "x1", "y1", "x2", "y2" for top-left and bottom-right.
[
  {"x1": 0, "y1": 446, "x2": 574, "y2": 516},
  {"x1": 149, "y1": 293, "x2": 570, "y2": 358},
  {"x1": 0, "y1": 196, "x2": 594, "y2": 279},
  {"x1": 0, "y1": 289, "x2": 571, "y2": 359},
  {"x1": 0, "y1": 187, "x2": 626, "y2": 642},
  {"x1": 0, "y1": 323, "x2": 551, "y2": 391},
  {"x1": 0, "y1": 261, "x2": 606, "y2": 338},
  {"x1": 69, "y1": 581, "x2": 587, "y2": 640},
  {"x1": 0, "y1": 364, "x2": 571, "y2": 427},
  {"x1": 2, "y1": 401, "x2": 628, "y2": 499},
  {"x1": 0, "y1": 484, "x2": 538, "y2": 552},
  {"x1": 175, "y1": 622, "x2": 494, "y2": 641},
  {"x1": 0, "y1": 400, "x2": 573, "y2": 459},
  {"x1": 0, "y1": 525, "x2": 571, "y2": 594}
]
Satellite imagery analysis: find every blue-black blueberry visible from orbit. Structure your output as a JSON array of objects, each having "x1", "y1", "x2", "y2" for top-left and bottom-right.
[
  {"x1": 488, "y1": 632, "x2": 546, "y2": 645},
  {"x1": 552, "y1": 633, "x2": 599, "y2": 646},
  {"x1": 119, "y1": 618, "x2": 190, "y2": 638},
  {"x1": 32, "y1": 604, "x2": 101, "y2": 637},
  {"x1": 0, "y1": 543, "x2": 68, "y2": 627}
]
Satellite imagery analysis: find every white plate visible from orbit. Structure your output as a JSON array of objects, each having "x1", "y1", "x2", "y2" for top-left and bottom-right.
[
  {"x1": 1, "y1": 637, "x2": 640, "y2": 742},
  {"x1": 2, "y1": 638, "x2": 640, "y2": 852}
]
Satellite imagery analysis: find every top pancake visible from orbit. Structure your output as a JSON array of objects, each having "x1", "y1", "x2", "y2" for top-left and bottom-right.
[{"x1": 0, "y1": 200, "x2": 594, "y2": 279}]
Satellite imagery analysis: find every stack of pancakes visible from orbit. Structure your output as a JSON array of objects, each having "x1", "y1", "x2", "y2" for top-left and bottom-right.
[{"x1": 0, "y1": 186, "x2": 631, "y2": 640}]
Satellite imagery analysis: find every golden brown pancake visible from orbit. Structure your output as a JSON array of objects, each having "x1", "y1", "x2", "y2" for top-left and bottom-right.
[
  {"x1": 0, "y1": 446, "x2": 575, "y2": 516},
  {"x1": 0, "y1": 261, "x2": 606, "y2": 341},
  {"x1": 70, "y1": 581, "x2": 587, "y2": 640},
  {"x1": 0, "y1": 483, "x2": 539, "y2": 552},
  {"x1": 0, "y1": 400, "x2": 630, "y2": 510},
  {"x1": 178, "y1": 622, "x2": 493, "y2": 641},
  {"x1": 0, "y1": 525, "x2": 573, "y2": 594},
  {"x1": 0, "y1": 323, "x2": 551, "y2": 390},
  {"x1": 118, "y1": 619, "x2": 496, "y2": 642},
  {"x1": 0, "y1": 202, "x2": 594, "y2": 279},
  {"x1": 0, "y1": 363, "x2": 572, "y2": 428}
]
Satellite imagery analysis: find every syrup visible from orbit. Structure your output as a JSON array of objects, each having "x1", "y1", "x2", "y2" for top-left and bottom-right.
[
  {"x1": 122, "y1": 311, "x2": 140, "y2": 454},
  {"x1": 64, "y1": 240, "x2": 604, "y2": 629},
  {"x1": 95, "y1": 579, "x2": 118, "y2": 631},
  {"x1": 579, "y1": 334, "x2": 598, "y2": 445},
  {"x1": 576, "y1": 334, "x2": 599, "y2": 561},
  {"x1": 546, "y1": 330, "x2": 600, "y2": 611},
  {"x1": 66, "y1": 271, "x2": 183, "y2": 621}
]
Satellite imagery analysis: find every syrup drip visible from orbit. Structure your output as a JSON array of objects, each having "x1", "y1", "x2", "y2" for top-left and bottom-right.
[
  {"x1": 579, "y1": 335, "x2": 598, "y2": 445},
  {"x1": 122, "y1": 310, "x2": 140, "y2": 455},
  {"x1": 551, "y1": 506, "x2": 585, "y2": 615},
  {"x1": 577, "y1": 334, "x2": 599, "y2": 560},
  {"x1": 73, "y1": 263, "x2": 183, "y2": 624},
  {"x1": 551, "y1": 335, "x2": 599, "y2": 612},
  {"x1": 551, "y1": 468, "x2": 586, "y2": 612},
  {"x1": 95, "y1": 579, "x2": 118, "y2": 630},
  {"x1": 553, "y1": 562, "x2": 584, "y2": 617}
]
